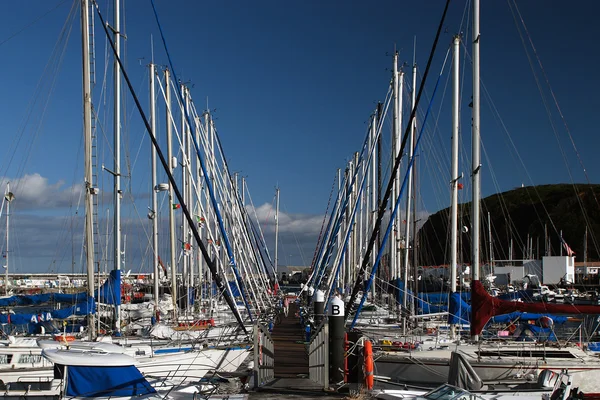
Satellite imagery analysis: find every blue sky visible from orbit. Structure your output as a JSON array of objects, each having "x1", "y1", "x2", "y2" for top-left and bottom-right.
[{"x1": 0, "y1": 0, "x2": 598, "y2": 273}]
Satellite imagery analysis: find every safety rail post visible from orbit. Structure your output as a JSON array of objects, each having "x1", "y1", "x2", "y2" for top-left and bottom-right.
[
  {"x1": 308, "y1": 320, "x2": 329, "y2": 389},
  {"x1": 253, "y1": 321, "x2": 275, "y2": 388}
]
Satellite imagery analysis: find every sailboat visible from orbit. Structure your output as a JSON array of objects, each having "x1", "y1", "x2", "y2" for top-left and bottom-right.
[
  {"x1": 0, "y1": 342, "x2": 248, "y2": 400},
  {"x1": 0, "y1": 0, "x2": 263, "y2": 388},
  {"x1": 355, "y1": 0, "x2": 600, "y2": 395}
]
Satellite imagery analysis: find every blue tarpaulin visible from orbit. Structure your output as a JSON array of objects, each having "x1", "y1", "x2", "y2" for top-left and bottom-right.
[
  {"x1": 66, "y1": 365, "x2": 156, "y2": 397},
  {"x1": 0, "y1": 298, "x2": 95, "y2": 325},
  {"x1": 95, "y1": 269, "x2": 121, "y2": 305},
  {"x1": 489, "y1": 312, "x2": 568, "y2": 324},
  {"x1": 0, "y1": 292, "x2": 89, "y2": 307},
  {"x1": 517, "y1": 323, "x2": 557, "y2": 341},
  {"x1": 448, "y1": 292, "x2": 471, "y2": 324},
  {"x1": 0, "y1": 271, "x2": 121, "y2": 329}
]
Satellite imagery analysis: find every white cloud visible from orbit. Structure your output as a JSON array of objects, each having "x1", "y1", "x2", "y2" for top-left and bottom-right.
[
  {"x1": 249, "y1": 202, "x2": 323, "y2": 236},
  {"x1": 0, "y1": 174, "x2": 82, "y2": 209}
]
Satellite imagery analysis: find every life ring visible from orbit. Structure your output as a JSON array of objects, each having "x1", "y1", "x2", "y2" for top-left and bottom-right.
[
  {"x1": 364, "y1": 340, "x2": 374, "y2": 390},
  {"x1": 54, "y1": 335, "x2": 75, "y2": 343}
]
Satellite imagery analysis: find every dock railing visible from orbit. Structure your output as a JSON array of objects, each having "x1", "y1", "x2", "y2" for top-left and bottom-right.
[
  {"x1": 308, "y1": 320, "x2": 329, "y2": 389},
  {"x1": 253, "y1": 321, "x2": 275, "y2": 388}
]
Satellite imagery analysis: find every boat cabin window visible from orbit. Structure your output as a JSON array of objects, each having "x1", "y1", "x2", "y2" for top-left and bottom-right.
[
  {"x1": 0, "y1": 354, "x2": 12, "y2": 364},
  {"x1": 19, "y1": 354, "x2": 42, "y2": 364},
  {"x1": 421, "y1": 384, "x2": 471, "y2": 400},
  {"x1": 476, "y1": 350, "x2": 576, "y2": 359},
  {"x1": 54, "y1": 364, "x2": 65, "y2": 379}
]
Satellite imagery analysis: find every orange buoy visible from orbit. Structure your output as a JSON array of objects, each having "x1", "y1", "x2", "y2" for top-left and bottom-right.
[{"x1": 364, "y1": 340, "x2": 374, "y2": 390}]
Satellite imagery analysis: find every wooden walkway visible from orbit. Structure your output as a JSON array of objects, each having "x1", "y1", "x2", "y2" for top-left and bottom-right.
[
  {"x1": 250, "y1": 303, "x2": 343, "y2": 397},
  {"x1": 273, "y1": 302, "x2": 308, "y2": 378}
]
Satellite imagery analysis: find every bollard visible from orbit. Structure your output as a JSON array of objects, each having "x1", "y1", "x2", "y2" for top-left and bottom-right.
[
  {"x1": 329, "y1": 295, "x2": 345, "y2": 384},
  {"x1": 314, "y1": 290, "x2": 325, "y2": 326}
]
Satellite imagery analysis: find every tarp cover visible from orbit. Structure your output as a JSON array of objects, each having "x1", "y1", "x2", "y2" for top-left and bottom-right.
[
  {"x1": 448, "y1": 292, "x2": 471, "y2": 324},
  {"x1": 0, "y1": 292, "x2": 88, "y2": 307},
  {"x1": 66, "y1": 365, "x2": 156, "y2": 397},
  {"x1": 447, "y1": 351, "x2": 483, "y2": 391},
  {"x1": 471, "y1": 280, "x2": 600, "y2": 335},
  {"x1": 489, "y1": 312, "x2": 568, "y2": 324},
  {"x1": 95, "y1": 269, "x2": 121, "y2": 305},
  {"x1": 0, "y1": 298, "x2": 95, "y2": 325}
]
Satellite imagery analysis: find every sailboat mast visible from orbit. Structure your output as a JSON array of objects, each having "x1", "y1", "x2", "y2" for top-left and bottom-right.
[
  {"x1": 488, "y1": 212, "x2": 493, "y2": 268},
  {"x1": 5, "y1": 183, "x2": 10, "y2": 296},
  {"x1": 165, "y1": 68, "x2": 177, "y2": 321},
  {"x1": 471, "y1": 0, "x2": 481, "y2": 341},
  {"x1": 450, "y1": 35, "x2": 460, "y2": 303},
  {"x1": 81, "y1": 0, "x2": 96, "y2": 339},
  {"x1": 391, "y1": 52, "x2": 399, "y2": 287},
  {"x1": 275, "y1": 187, "x2": 280, "y2": 275},
  {"x1": 113, "y1": 0, "x2": 122, "y2": 335},
  {"x1": 370, "y1": 115, "x2": 376, "y2": 301},
  {"x1": 180, "y1": 85, "x2": 188, "y2": 314},
  {"x1": 150, "y1": 63, "x2": 159, "y2": 307},
  {"x1": 402, "y1": 61, "x2": 417, "y2": 320}
]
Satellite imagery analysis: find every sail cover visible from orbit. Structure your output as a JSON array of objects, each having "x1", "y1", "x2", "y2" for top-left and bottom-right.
[
  {"x1": 66, "y1": 365, "x2": 156, "y2": 397},
  {"x1": 447, "y1": 351, "x2": 483, "y2": 391},
  {"x1": 95, "y1": 269, "x2": 121, "y2": 305}
]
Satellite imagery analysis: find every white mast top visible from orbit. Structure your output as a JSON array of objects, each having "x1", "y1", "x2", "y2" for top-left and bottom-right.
[
  {"x1": 471, "y1": 0, "x2": 481, "y2": 341},
  {"x1": 450, "y1": 35, "x2": 460, "y2": 296},
  {"x1": 471, "y1": 0, "x2": 481, "y2": 283},
  {"x1": 113, "y1": 0, "x2": 122, "y2": 335},
  {"x1": 81, "y1": 0, "x2": 95, "y2": 340}
]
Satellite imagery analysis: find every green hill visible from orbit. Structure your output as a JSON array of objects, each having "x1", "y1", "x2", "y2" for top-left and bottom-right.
[{"x1": 416, "y1": 184, "x2": 600, "y2": 266}]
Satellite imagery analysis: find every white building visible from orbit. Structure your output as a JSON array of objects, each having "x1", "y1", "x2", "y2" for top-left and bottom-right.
[{"x1": 542, "y1": 256, "x2": 575, "y2": 284}]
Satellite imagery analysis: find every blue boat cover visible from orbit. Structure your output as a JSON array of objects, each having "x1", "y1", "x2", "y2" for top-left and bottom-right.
[
  {"x1": 588, "y1": 342, "x2": 600, "y2": 352},
  {"x1": 95, "y1": 269, "x2": 121, "y2": 305},
  {"x1": 448, "y1": 292, "x2": 471, "y2": 324},
  {"x1": 66, "y1": 365, "x2": 156, "y2": 397},
  {"x1": 489, "y1": 312, "x2": 568, "y2": 324},
  {"x1": 0, "y1": 298, "x2": 95, "y2": 326},
  {"x1": 0, "y1": 292, "x2": 88, "y2": 307},
  {"x1": 517, "y1": 323, "x2": 557, "y2": 341}
]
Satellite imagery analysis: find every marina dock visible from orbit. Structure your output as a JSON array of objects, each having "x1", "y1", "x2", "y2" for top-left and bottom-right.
[{"x1": 250, "y1": 303, "x2": 344, "y2": 398}]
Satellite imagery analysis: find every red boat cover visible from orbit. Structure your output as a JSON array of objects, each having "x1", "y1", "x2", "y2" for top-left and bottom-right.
[{"x1": 471, "y1": 280, "x2": 600, "y2": 335}]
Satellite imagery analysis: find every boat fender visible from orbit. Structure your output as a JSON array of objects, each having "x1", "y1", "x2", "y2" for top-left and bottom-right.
[{"x1": 364, "y1": 340, "x2": 374, "y2": 390}]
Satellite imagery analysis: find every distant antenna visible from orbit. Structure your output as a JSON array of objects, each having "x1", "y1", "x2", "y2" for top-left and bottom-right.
[
  {"x1": 413, "y1": 36, "x2": 417, "y2": 65},
  {"x1": 151, "y1": 34, "x2": 154, "y2": 64}
]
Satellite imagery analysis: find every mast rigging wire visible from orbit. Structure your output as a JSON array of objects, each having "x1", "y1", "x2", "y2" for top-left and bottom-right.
[
  {"x1": 147, "y1": 0, "x2": 253, "y2": 321},
  {"x1": 345, "y1": 0, "x2": 452, "y2": 320},
  {"x1": 90, "y1": 0, "x2": 248, "y2": 333}
]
